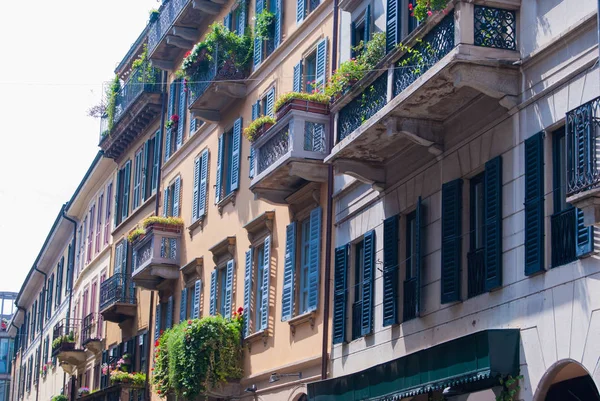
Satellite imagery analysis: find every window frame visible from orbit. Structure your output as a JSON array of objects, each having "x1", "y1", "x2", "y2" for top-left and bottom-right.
[
  {"x1": 351, "y1": 238, "x2": 365, "y2": 341},
  {"x1": 297, "y1": 217, "x2": 311, "y2": 315},
  {"x1": 217, "y1": 265, "x2": 229, "y2": 318},
  {"x1": 469, "y1": 172, "x2": 485, "y2": 252}
]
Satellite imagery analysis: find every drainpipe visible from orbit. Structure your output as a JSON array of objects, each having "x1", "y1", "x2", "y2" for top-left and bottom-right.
[
  {"x1": 11, "y1": 306, "x2": 25, "y2": 401},
  {"x1": 62, "y1": 212, "x2": 78, "y2": 401},
  {"x1": 321, "y1": 0, "x2": 340, "y2": 381},
  {"x1": 32, "y1": 267, "x2": 46, "y2": 401}
]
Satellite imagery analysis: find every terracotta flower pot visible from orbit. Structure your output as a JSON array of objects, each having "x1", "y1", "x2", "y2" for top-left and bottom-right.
[{"x1": 276, "y1": 98, "x2": 329, "y2": 120}]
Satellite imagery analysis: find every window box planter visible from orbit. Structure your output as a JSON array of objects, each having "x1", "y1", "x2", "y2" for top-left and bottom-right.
[
  {"x1": 276, "y1": 98, "x2": 329, "y2": 120},
  {"x1": 251, "y1": 122, "x2": 275, "y2": 142}
]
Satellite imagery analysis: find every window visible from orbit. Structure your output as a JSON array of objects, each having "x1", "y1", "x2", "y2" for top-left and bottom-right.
[
  {"x1": 224, "y1": 1, "x2": 247, "y2": 36},
  {"x1": 215, "y1": 118, "x2": 242, "y2": 204},
  {"x1": 191, "y1": 150, "x2": 209, "y2": 223},
  {"x1": 351, "y1": 5, "x2": 371, "y2": 57},
  {"x1": 468, "y1": 173, "x2": 486, "y2": 298},
  {"x1": 137, "y1": 332, "x2": 148, "y2": 375},
  {"x1": 242, "y1": 236, "x2": 271, "y2": 337},
  {"x1": 218, "y1": 268, "x2": 228, "y2": 317},
  {"x1": 210, "y1": 260, "x2": 234, "y2": 318},
  {"x1": 87, "y1": 203, "x2": 95, "y2": 264},
  {"x1": 298, "y1": 218, "x2": 311, "y2": 314},
  {"x1": 405, "y1": 212, "x2": 417, "y2": 280},
  {"x1": 95, "y1": 193, "x2": 104, "y2": 253},
  {"x1": 163, "y1": 176, "x2": 181, "y2": 218},
  {"x1": 165, "y1": 81, "x2": 185, "y2": 160},
  {"x1": 296, "y1": 0, "x2": 321, "y2": 24},
  {"x1": 254, "y1": 244, "x2": 267, "y2": 331},
  {"x1": 134, "y1": 135, "x2": 160, "y2": 209},
  {"x1": 114, "y1": 161, "x2": 132, "y2": 227},
  {"x1": 0, "y1": 339, "x2": 10, "y2": 374},
  {"x1": 304, "y1": 52, "x2": 317, "y2": 92},
  {"x1": 294, "y1": 39, "x2": 327, "y2": 93},
  {"x1": 254, "y1": 0, "x2": 282, "y2": 68},
  {"x1": 104, "y1": 182, "x2": 113, "y2": 245}
]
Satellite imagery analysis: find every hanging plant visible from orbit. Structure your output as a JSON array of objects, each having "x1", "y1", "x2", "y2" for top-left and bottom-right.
[
  {"x1": 165, "y1": 114, "x2": 179, "y2": 130},
  {"x1": 496, "y1": 375, "x2": 523, "y2": 401},
  {"x1": 106, "y1": 75, "x2": 121, "y2": 133},
  {"x1": 131, "y1": 44, "x2": 157, "y2": 85},
  {"x1": 255, "y1": 9, "x2": 275, "y2": 40},
  {"x1": 410, "y1": 0, "x2": 448, "y2": 21}
]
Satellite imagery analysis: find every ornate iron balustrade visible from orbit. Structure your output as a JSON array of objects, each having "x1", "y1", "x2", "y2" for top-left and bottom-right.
[
  {"x1": 338, "y1": 73, "x2": 388, "y2": 142},
  {"x1": 467, "y1": 249, "x2": 485, "y2": 298},
  {"x1": 474, "y1": 6, "x2": 516, "y2": 50},
  {"x1": 147, "y1": 0, "x2": 189, "y2": 55},
  {"x1": 113, "y1": 66, "x2": 162, "y2": 123},
  {"x1": 351, "y1": 301, "x2": 362, "y2": 341},
  {"x1": 81, "y1": 313, "x2": 100, "y2": 346},
  {"x1": 551, "y1": 208, "x2": 577, "y2": 268},
  {"x1": 566, "y1": 96, "x2": 600, "y2": 197},
  {"x1": 51, "y1": 319, "x2": 81, "y2": 356},
  {"x1": 403, "y1": 278, "x2": 417, "y2": 321},
  {"x1": 99, "y1": 273, "x2": 136, "y2": 311},
  {"x1": 393, "y1": 12, "x2": 455, "y2": 97},
  {"x1": 257, "y1": 124, "x2": 290, "y2": 175}
]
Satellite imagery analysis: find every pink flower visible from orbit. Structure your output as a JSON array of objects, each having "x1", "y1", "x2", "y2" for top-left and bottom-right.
[{"x1": 427, "y1": 10, "x2": 433, "y2": 16}]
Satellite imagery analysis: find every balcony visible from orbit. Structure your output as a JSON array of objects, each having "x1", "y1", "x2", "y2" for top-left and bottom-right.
[
  {"x1": 131, "y1": 224, "x2": 182, "y2": 290},
  {"x1": 249, "y1": 109, "x2": 330, "y2": 203},
  {"x1": 52, "y1": 320, "x2": 85, "y2": 372},
  {"x1": 100, "y1": 67, "x2": 163, "y2": 159},
  {"x1": 81, "y1": 313, "x2": 103, "y2": 353},
  {"x1": 566, "y1": 97, "x2": 600, "y2": 226},
  {"x1": 147, "y1": 0, "x2": 226, "y2": 69},
  {"x1": 99, "y1": 273, "x2": 136, "y2": 323},
  {"x1": 187, "y1": 53, "x2": 249, "y2": 123},
  {"x1": 327, "y1": 1, "x2": 520, "y2": 187},
  {"x1": 80, "y1": 383, "x2": 144, "y2": 401}
]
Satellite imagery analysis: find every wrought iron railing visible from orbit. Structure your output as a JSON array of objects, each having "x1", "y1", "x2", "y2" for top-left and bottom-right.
[
  {"x1": 351, "y1": 301, "x2": 362, "y2": 341},
  {"x1": 257, "y1": 124, "x2": 290, "y2": 174},
  {"x1": 147, "y1": 0, "x2": 190, "y2": 55},
  {"x1": 403, "y1": 278, "x2": 417, "y2": 321},
  {"x1": 113, "y1": 66, "x2": 162, "y2": 123},
  {"x1": 467, "y1": 249, "x2": 486, "y2": 298},
  {"x1": 473, "y1": 6, "x2": 516, "y2": 50},
  {"x1": 81, "y1": 313, "x2": 100, "y2": 346},
  {"x1": 393, "y1": 12, "x2": 455, "y2": 97},
  {"x1": 566, "y1": 96, "x2": 600, "y2": 197},
  {"x1": 51, "y1": 319, "x2": 80, "y2": 356},
  {"x1": 99, "y1": 273, "x2": 136, "y2": 311},
  {"x1": 338, "y1": 73, "x2": 388, "y2": 142},
  {"x1": 551, "y1": 208, "x2": 577, "y2": 267}
]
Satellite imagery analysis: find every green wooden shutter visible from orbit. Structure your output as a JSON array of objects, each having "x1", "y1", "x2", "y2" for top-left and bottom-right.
[
  {"x1": 251, "y1": 102, "x2": 259, "y2": 120},
  {"x1": 364, "y1": 4, "x2": 371, "y2": 43},
  {"x1": 179, "y1": 288, "x2": 188, "y2": 322},
  {"x1": 193, "y1": 280, "x2": 201, "y2": 319},
  {"x1": 296, "y1": 0, "x2": 305, "y2": 23},
  {"x1": 441, "y1": 179, "x2": 463, "y2": 303},
  {"x1": 484, "y1": 156, "x2": 503, "y2": 290},
  {"x1": 56, "y1": 258, "x2": 63, "y2": 306},
  {"x1": 333, "y1": 245, "x2": 349, "y2": 344},
  {"x1": 382, "y1": 215, "x2": 399, "y2": 326},
  {"x1": 415, "y1": 197, "x2": 423, "y2": 316},
  {"x1": 266, "y1": 88, "x2": 275, "y2": 117},
  {"x1": 164, "y1": 127, "x2": 172, "y2": 161},
  {"x1": 152, "y1": 130, "x2": 161, "y2": 192},
  {"x1": 121, "y1": 161, "x2": 131, "y2": 221},
  {"x1": 275, "y1": 0, "x2": 283, "y2": 47},
  {"x1": 209, "y1": 270, "x2": 217, "y2": 316},
  {"x1": 230, "y1": 118, "x2": 242, "y2": 192},
  {"x1": 215, "y1": 134, "x2": 225, "y2": 204},
  {"x1": 254, "y1": 0, "x2": 264, "y2": 67},
  {"x1": 133, "y1": 151, "x2": 141, "y2": 209},
  {"x1": 293, "y1": 61, "x2": 303, "y2": 93},
  {"x1": 524, "y1": 132, "x2": 545, "y2": 275},
  {"x1": 167, "y1": 81, "x2": 177, "y2": 117},
  {"x1": 224, "y1": 12, "x2": 232, "y2": 30},
  {"x1": 260, "y1": 236, "x2": 271, "y2": 330},
  {"x1": 163, "y1": 187, "x2": 170, "y2": 217},
  {"x1": 154, "y1": 303, "x2": 161, "y2": 341},
  {"x1": 114, "y1": 242, "x2": 123, "y2": 274},
  {"x1": 576, "y1": 208, "x2": 594, "y2": 257},
  {"x1": 141, "y1": 140, "x2": 149, "y2": 201},
  {"x1": 114, "y1": 170, "x2": 122, "y2": 227},
  {"x1": 307, "y1": 207, "x2": 322, "y2": 312},
  {"x1": 224, "y1": 260, "x2": 235, "y2": 318},
  {"x1": 172, "y1": 176, "x2": 181, "y2": 217},
  {"x1": 199, "y1": 149, "x2": 209, "y2": 218},
  {"x1": 315, "y1": 39, "x2": 328, "y2": 93},
  {"x1": 281, "y1": 223, "x2": 296, "y2": 321},
  {"x1": 361, "y1": 230, "x2": 375, "y2": 336},
  {"x1": 192, "y1": 156, "x2": 201, "y2": 221},
  {"x1": 386, "y1": 0, "x2": 400, "y2": 53},
  {"x1": 177, "y1": 82, "x2": 186, "y2": 148},
  {"x1": 243, "y1": 249, "x2": 253, "y2": 337}
]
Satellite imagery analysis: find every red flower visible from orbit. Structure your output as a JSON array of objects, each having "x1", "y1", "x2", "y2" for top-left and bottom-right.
[
  {"x1": 237, "y1": 306, "x2": 244, "y2": 314},
  {"x1": 160, "y1": 330, "x2": 164, "y2": 334},
  {"x1": 171, "y1": 114, "x2": 179, "y2": 122},
  {"x1": 408, "y1": 3, "x2": 413, "y2": 10},
  {"x1": 427, "y1": 10, "x2": 433, "y2": 16},
  {"x1": 187, "y1": 320, "x2": 192, "y2": 324},
  {"x1": 154, "y1": 340, "x2": 159, "y2": 347},
  {"x1": 184, "y1": 50, "x2": 192, "y2": 59}
]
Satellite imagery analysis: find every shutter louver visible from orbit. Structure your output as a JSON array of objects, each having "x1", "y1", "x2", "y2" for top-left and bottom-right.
[
  {"x1": 199, "y1": 149, "x2": 209, "y2": 218},
  {"x1": 166, "y1": 297, "x2": 173, "y2": 329},
  {"x1": 230, "y1": 118, "x2": 242, "y2": 192},
  {"x1": 415, "y1": 196, "x2": 423, "y2": 316},
  {"x1": 173, "y1": 176, "x2": 181, "y2": 217},
  {"x1": 142, "y1": 141, "x2": 149, "y2": 201},
  {"x1": 153, "y1": 130, "x2": 161, "y2": 191},
  {"x1": 177, "y1": 81, "x2": 186, "y2": 148},
  {"x1": 296, "y1": 0, "x2": 305, "y2": 23},
  {"x1": 215, "y1": 134, "x2": 225, "y2": 204},
  {"x1": 238, "y1": 1, "x2": 246, "y2": 35},
  {"x1": 281, "y1": 223, "x2": 296, "y2": 321},
  {"x1": 192, "y1": 156, "x2": 201, "y2": 221},
  {"x1": 180, "y1": 288, "x2": 188, "y2": 322},
  {"x1": 243, "y1": 249, "x2": 253, "y2": 337},
  {"x1": 315, "y1": 39, "x2": 328, "y2": 93},
  {"x1": 254, "y1": 0, "x2": 264, "y2": 67},
  {"x1": 266, "y1": 88, "x2": 275, "y2": 118},
  {"x1": 224, "y1": 259, "x2": 235, "y2": 318},
  {"x1": 293, "y1": 61, "x2": 303, "y2": 93},
  {"x1": 441, "y1": 179, "x2": 463, "y2": 303},
  {"x1": 576, "y1": 208, "x2": 594, "y2": 257},
  {"x1": 307, "y1": 207, "x2": 322, "y2": 312},
  {"x1": 361, "y1": 230, "x2": 375, "y2": 336},
  {"x1": 163, "y1": 187, "x2": 170, "y2": 217},
  {"x1": 154, "y1": 303, "x2": 161, "y2": 341},
  {"x1": 193, "y1": 280, "x2": 201, "y2": 319},
  {"x1": 386, "y1": 0, "x2": 401, "y2": 53},
  {"x1": 114, "y1": 171, "x2": 121, "y2": 228},
  {"x1": 224, "y1": 13, "x2": 232, "y2": 30},
  {"x1": 209, "y1": 270, "x2": 217, "y2": 316},
  {"x1": 121, "y1": 161, "x2": 131, "y2": 221},
  {"x1": 275, "y1": 0, "x2": 283, "y2": 47},
  {"x1": 484, "y1": 156, "x2": 503, "y2": 290},
  {"x1": 382, "y1": 215, "x2": 399, "y2": 326},
  {"x1": 524, "y1": 132, "x2": 545, "y2": 275},
  {"x1": 333, "y1": 245, "x2": 349, "y2": 344},
  {"x1": 364, "y1": 4, "x2": 371, "y2": 43},
  {"x1": 261, "y1": 236, "x2": 271, "y2": 331}
]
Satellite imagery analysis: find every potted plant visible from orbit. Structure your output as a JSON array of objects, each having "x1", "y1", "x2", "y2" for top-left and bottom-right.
[
  {"x1": 78, "y1": 387, "x2": 90, "y2": 398},
  {"x1": 142, "y1": 216, "x2": 184, "y2": 234},
  {"x1": 128, "y1": 228, "x2": 146, "y2": 244},
  {"x1": 274, "y1": 92, "x2": 330, "y2": 119},
  {"x1": 410, "y1": 0, "x2": 449, "y2": 21},
  {"x1": 52, "y1": 395, "x2": 68, "y2": 401},
  {"x1": 165, "y1": 114, "x2": 179, "y2": 130},
  {"x1": 244, "y1": 116, "x2": 276, "y2": 142},
  {"x1": 149, "y1": 8, "x2": 160, "y2": 23}
]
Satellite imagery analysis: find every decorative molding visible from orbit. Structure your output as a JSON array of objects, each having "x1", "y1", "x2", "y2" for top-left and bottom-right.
[
  {"x1": 288, "y1": 311, "x2": 316, "y2": 336},
  {"x1": 245, "y1": 329, "x2": 269, "y2": 351},
  {"x1": 217, "y1": 192, "x2": 237, "y2": 215},
  {"x1": 286, "y1": 182, "x2": 322, "y2": 220},
  {"x1": 243, "y1": 211, "x2": 275, "y2": 244},
  {"x1": 187, "y1": 217, "x2": 205, "y2": 237},
  {"x1": 208, "y1": 236, "x2": 236, "y2": 265},
  {"x1": 180, "y1": 257, "x2": 203, "y2": 285},
  {"x1": 334, "y1": 159, "x2": 385, "y2": 192}
]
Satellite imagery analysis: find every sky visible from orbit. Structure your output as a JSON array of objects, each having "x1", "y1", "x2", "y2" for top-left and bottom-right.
[{"x1": 0, "y1": 0, "x2": 159, "y2": 294}]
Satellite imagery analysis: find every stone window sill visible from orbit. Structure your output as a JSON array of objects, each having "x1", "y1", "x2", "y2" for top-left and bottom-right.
[
  {"x1": 288, "y1": 311, "x2": 316, "y2": 335},
  {"x1": 244, "y1": 329, "x2": 268, "y2": 351}
]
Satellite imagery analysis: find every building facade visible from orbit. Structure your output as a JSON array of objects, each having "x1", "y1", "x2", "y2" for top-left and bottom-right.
[{"x1": 0, "y1": 293, "x2": 17, "y2": 401}]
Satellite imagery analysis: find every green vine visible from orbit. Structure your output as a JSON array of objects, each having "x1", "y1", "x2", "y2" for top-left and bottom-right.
[
  {"x1": 152, "y1": 314, "x2": 244, "y2": 400},
  {"x1": 105, "y1": 75, "x2": 121, "y2": 135},
  {"x1": 244, "y1": 115, "x2": 276, "y2": 142},
  {"x1": 496, "y1": 375, "x2": 523, "y2": 401},
  {"x1": 131, "y1": 44, "x2": 157, "y2": 85},
  {"x1": 255, "y1": 9, "x2": 275, "y2": 40}
]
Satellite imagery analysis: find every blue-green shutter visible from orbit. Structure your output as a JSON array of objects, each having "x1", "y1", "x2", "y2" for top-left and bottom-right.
[
  {"x1": 260, "y1": 236, "x2": 271, "y2": 330},
  {"x1": 56, "y1": 258, "x2": 63, "y2": 306},
  {"x1": 154, "y1": 303, "x2": 161, "y2": 341},
  {"x1": 193, "y1": 280, "x2": 201, "y2": 319},
  {"x1": 415, "y1": 196, "x2": 423, "y2": 316},
  {"x1": 333, "y1": 245, "x2": 349, "y2": 344},
  {"x1": 266, "y1": 88, "x2": 275, "y2": 118},
  {"x1": 192, "y1": 156, "x2": 201, "y2": 221},
  {"x1": 166, "y1": 296, "x2": 173, "y2": 329},
  {"x1": 441, "y1": 179, "x2": 462, "y2": 303},
  {"x1": 524, "y1": 132, "x2": 545, "y2": 275},
  {"x1": 364, "y1": 4, "x2": 371, "y2": 43},
  {"x1": 249, "y1": 147, "x2": 255, "y2": 179},
  {"x1": 361, "y1": 230, "x2": 375, "y2": 336},
  {"x1": 250, "y1": 103, "x2": 258, "y2": 179},
  {"x1": 484, "y1": 156, "x2": 503, "y2": 290},
  {"x1": 199, "y1": 149, "x2": 209, "y2": 218},
  {"x1": 209, "y1": 270, "x2": 217, "y2": 316},
  {"x1": 215, "y1": 134, "x2": 225, "y2": 204},
  {"x1": 230, "y1": 117, "x2": 242, "y2": 192},
  {"x1": 296, "y1": 0, "x2": 305, "y2": 23},
  {"x1": 190, "y1": 118, "x2": 197, "y2": 134},
  {"x1": 114, "y1": 170, "x2": 121, "y2": 227},
  {"x1": 224, "y1": 259, "x2": 235, "y2": 318},
  {"x1": 133, "y1": 151, "x2": 142, "y2": 209},
  {"x1": 172, "y1": 176, "x2": 181, "y2": 217},
  {"x1": 382, "y1": 215, "x2": 399, "y2": 326},
  {"x1": 281, "y1": 223, "x2": 296, "y2": 321},
  {"x1": 275, "y1": 0, "x2": 283, "y2": 47},
  {"x1": 153, "y1": 130, "x2": 161, "y2": 191},
  {"x1": 251, "y1": 102, "x2": 260, "y2": 120},
  {"x1": 315, "y1": 39, "x2": 328, "y2": 93},
  {"x1": 167, "y1": 81, "x2": 177, "y2": 117},
  {"x1": 307, "y1": 207, "x2": 322, "y2": 312},
  {"x1": 141, "y1": 140, "x2": 150, "y2": 201},
  {"x1": 293, "y1": 61, "x2": 303, "y2": 93},
  {"x1": 243, "y1": 249, "x2": 253, "y2": 337},
  {"x1": 177, "y1": 82, "x2": 186, "y2": 148},
  {"x1": 121, "y1": 161, "x2": 131, "y2": 221},
  {"x1": 46, "y1": 275, "x2": 53, "y2": 319},
  {"x1": 386, "y1": 0, "x2": 401, "y2": 53},
  {"x1": 254, "y1": 0, "x2": 264, "y2": 67},
  {"x1": 164, "y1": 127, "x2": 172, "y2": 161},
  {"x1": 238, "y1": 1, "x2": 247, "y2": 35},
  {"x1": 163, "y1": 187, "x2": 170, "y2": 217},
  {"x1": 576, "y1": 208, "x2": 594, "y2": 257},
  {"x1": 179, "y1": 288, "x2": 188, "y2": 322},
  {"x1": 224, "y1": 12, "x2": 232, "y2": 30}
]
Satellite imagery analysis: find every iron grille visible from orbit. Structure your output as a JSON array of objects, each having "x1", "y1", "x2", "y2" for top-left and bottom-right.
[
  {"x1": 474, "y1": 6, "x2": 516, "y2": 50},
  {"x1": 147, "y1": 0, "x2": 189, "y2": 54},
  {"x1": 467, "y1": 249, "x2": 486, "y2": 298},
  {"x1": 99, "y1": 273, "x2": 136, "y2": 311},
  {"x1": 113, "y1": 66, "x2": 161, "y2": 123},
  {"x1": 257, "y1": 124, "x2": 290, "y2": 174}
]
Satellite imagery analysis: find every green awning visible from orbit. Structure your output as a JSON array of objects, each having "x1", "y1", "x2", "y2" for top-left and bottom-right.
[{"x1": 308, "y1": 329, "x2": 520, "y2": 401}]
